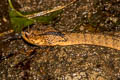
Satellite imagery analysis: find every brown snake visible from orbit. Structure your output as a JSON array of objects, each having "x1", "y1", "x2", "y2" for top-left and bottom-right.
[{"x1": 21, "y1": 26, "x2": 120, "y2": 50}]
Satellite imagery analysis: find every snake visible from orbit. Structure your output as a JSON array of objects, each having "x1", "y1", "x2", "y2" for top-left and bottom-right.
[{"x1": 21, "y1": 26, "x2": 120, "y2": 50}]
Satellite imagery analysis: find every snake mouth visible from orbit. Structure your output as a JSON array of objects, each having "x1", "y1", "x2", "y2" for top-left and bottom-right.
[{"x1": 21, "y1": 31, "x2": 39, "y2": 46}]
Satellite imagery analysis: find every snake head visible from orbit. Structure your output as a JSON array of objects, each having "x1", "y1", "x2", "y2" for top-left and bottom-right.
[
  {"x1": 22, "y1": 31, "x2": 46, "y2": 46},
  {"x1": 22, "y1": 31, "x2": 68, "y2": 46}
]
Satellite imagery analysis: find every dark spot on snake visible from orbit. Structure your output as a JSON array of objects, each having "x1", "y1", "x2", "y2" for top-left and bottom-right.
[
  {"x1": 39, "y1": 31, "x2": 68, "y2": 42},
  {"x1": 39, "y1": 31, "x2": 65, "y2": 37}
]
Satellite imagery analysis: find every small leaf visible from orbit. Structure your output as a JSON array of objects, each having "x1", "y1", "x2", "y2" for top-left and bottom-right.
[
  {"x1": 9, "y1": 10, "x2": 34, "y2": 32},
  {"x1": 9, "y1": 9, "x2": 62, "y2": 32}
]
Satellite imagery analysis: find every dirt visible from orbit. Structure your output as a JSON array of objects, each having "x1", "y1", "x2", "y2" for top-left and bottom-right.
[
  {"x1": 0, "y1": 0, "x2": 120, "y2": 80},
  {"x1": 0, "y1": 0, "x2": 11, "y2": 33}
]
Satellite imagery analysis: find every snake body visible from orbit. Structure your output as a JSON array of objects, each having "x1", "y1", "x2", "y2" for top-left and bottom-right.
[{"x1": 21, "y1": 27, "x2": 120, "y2": 50}]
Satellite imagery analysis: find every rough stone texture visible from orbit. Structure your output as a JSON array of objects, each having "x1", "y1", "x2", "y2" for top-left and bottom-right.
[{"x1": 0, "y1": 0, "x2": 11, "y2": 32}]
